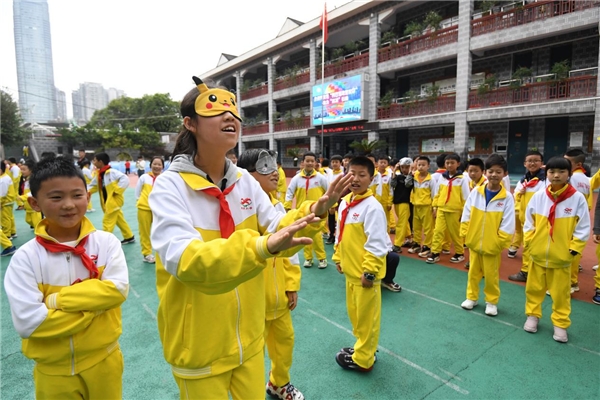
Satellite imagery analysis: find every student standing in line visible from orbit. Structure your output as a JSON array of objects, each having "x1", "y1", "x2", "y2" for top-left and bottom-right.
[
  {"x1": 284, "y1": 152, "x2": 330, "y2": 269},
  {"x1": 390, "y1": 157, "x2": 413, "y2": 252},
  {"x1": 80, "y1": 160, "x2": 96, "y2": 212},
  {"x1": 4, "y1": 156, "x2": 129, "y2": 399},
  {"x1": 237, "y1": 148, "x2": 305, "y2": 400},
  {"x1": 407, "y1": 156, "x2": 435, "y2": 258},
  {"x1": 275, "y1": 160, "x2": 287, "y2": 201},
  {"x1": 325, "y1": 154, "x2": 344, "y2": 245},
  {"x1": 148, "y1": 77, "x2": 351, "y2": 399},
  {"x1": 522, "y1": 157, "x2": 589, "y2": 343},
  {"x1": 460, "y1": 154, "x2": 515, "y2": 316},
  {"x1": 135, "y1": 156, "x2": 164, "y2": 264},
  {"x1": 462, "y1": 158, "x2": 487, "y2": 269},
  {"x1": 17, "y1": 159, "x2": 43, "y2": 230},
  {"x1": 430, "y1": 153, "x2": 451, "y2": 255},
  {"x1": 591, "y1": 191, "x2": 600, "y2": 305},
  {"x1": 88, "y1": 153, "x2": 135, "y2": 244},
  {"x1": 1, "y1": 161, "x2": 17, "y2": 239},
  {"x1": 333, "y1": 156, "x2": 388, "y2": 372}
]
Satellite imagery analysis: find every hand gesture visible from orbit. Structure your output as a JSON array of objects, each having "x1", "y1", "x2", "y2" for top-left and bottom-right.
[
  {"x1": 286, "y1": 291, "x2": 298, "y2": 311},
  {"x1": 311, "y1": 173, "x2": 353, "y2": 216},
  {"x1": 336, "y1": 263, "x2": 343, "y2": 274},
  {"x1": 361, "y1": 274, "x2": 373, "y2": 288},
  {"x1": 267, "y1": 214, "x2": 316, "y2": 254}
]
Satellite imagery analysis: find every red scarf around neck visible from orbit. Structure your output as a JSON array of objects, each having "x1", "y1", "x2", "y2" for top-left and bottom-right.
[
  {"x1": 338, "y1": 196, "x2": 366, "y2": 243},
  {"x1": 36, "y1": 235, "x2": 98, "y2": 280},
  {"x1": 203, "y1": 183, "x2": 237, "y2": 238},
  {"x1": 302, "y1": 172, "x2": 315, "y2": 193},
  {"x1": 545, "y1": 184, "x2": 577, "y2": 239}
]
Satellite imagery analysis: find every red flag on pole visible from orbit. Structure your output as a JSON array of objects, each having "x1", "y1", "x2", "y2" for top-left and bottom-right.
[{"x1": 319, "y1": 3, "x2": 328, "y2": 44}]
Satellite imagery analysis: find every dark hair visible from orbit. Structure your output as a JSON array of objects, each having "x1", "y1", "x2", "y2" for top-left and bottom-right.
[
  {"x1": 1, "y1": 161, "x2": 7, "y2": 174},
  {"x1": 349, "y1": 156, "x2": 375, "y2": 177},
  {"x1": 377, "y1": 155, "x2": 389, "y2": 162},
  {"x1": 484, "y1": 154, "x2": 508, "y2": 172},
  {"x1": 303, "y1": 152, "x2": 317, "y2": 161},
  {"x1": 525, "y1": 150, "x2": 543, "y2": 161},
  {"x1": 40, "y1": 152, "x2": 56, "y2": 159},
  {"x1": 21, "y1": 159, "x2": 36, "y2": 171},
  {"x1": 365, "y1": 153, "x2": 375, "y2": 160},
  {"x1": 330, "y1": 154, "x2": 343, "y2": 162},
  {"x1": 81, "y1": 159, "x2": 91, "y2": 168},
  {"x1": 416, "y1": 156, "x2": 430, "y2": 164},
  {"x1": 94, "y1": 152, "x2": 110, "y2": 165},
  {"x1": 445, "y1": 153, "x2": 460, "y2": 163},
  {"x1": 226, "y1": 149, "x2": 237, "y2": 157},
  {"x1": 9, "y1": 157, "x2": 18, "y2": 164},
  {"x1": 436, "y1": 153, "x2": 448, "y2": 168},
  {"x1": 321, "y1": 158, "x2": 330, "y2": 167},
  {"x1": 467, "y1": 158, "x2": 484, "y2": 171},
  {"x1": 78, "y1": 148, "x2": 85, "y2": 153},
  {"x1": 564, "y1": 148, "x2": 586, "y2": 165},
  {"x1": 343, "y1": 152, "x2": 354, "y2": 160},
  {"x1": 150, "y1": 156, "x2": 165, "y2": 168},
  {"x1": 237, "y1": 148, "x2": 276, "y2": 172},
  {"x1": 29, "y1": 156, "x2": 87, "y2": 197},
  {"x1": 545, "y1": 156, "x2": 572, "y2": 175},
  {"x1": 172, "y1": 87, "x2": 201, "y2": 157}
]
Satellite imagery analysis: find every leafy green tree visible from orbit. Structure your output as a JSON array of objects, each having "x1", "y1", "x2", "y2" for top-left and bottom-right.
[{"x1": 1, "y1": 90, "x2": 29, "y2": 147}]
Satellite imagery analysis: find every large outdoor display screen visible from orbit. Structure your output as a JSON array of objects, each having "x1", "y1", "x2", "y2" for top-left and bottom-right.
[{"x1": 312, "y1": 74, "x2": 363, "y2": 126}]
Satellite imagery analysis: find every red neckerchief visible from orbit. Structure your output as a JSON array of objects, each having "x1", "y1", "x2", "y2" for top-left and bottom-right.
[
  {"x1": 97, "y1": 165, "x2": 111, "y2": 196},
  {"x1": 523, "y1": 178, "x2": 541, "y2": 189},
  {"x1": 573, "y1": 167, "x2": 586, "y2": 174},
  {"x1": 202, "y1": 183, "x2": 237, "y2": 238},
  {"x1": 302, "y1": 171, "x2": 315, "y2": 194},
  {"x1": 19, "y1": 176, "x2": 26, "y2": 195},
  {"x1": 36, "y1": 235, "x2": 98, "y2": 280},
  {"x1": 149, "y1": 172, "x2": 157, "y2": 185},
  {"x1": 545, "y1": 184, "x2": 577, "y2": 240},
  {"x1": 338, "y1": 196, "x2": 367, "y2": 243},
  {"x1": 435, "y1": 169, "x2": 446, "y2": 174},
  {"x1": 444, "y1": 174, "x2": 460, "y2": 204}
]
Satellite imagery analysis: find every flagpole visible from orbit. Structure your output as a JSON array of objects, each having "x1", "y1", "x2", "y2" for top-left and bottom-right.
[{"x1": 320, "y1": 7, "x2": 325, "y2": 159}]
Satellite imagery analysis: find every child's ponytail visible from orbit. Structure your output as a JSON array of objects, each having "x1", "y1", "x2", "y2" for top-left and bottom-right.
[{"x1": 172, "y1": 87, "x2": 200, "y2": 157}]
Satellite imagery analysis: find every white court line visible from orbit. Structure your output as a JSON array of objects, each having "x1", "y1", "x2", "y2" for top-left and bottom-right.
[
  {"x1": 305, "y1": 308, "x2": 470, "y2": 395},
  {"x1": 130, "y1": 287, "x2": 156, "y2": 320},
  {"x1": 439, "y1": 367, "x2": 463, "y2": 381},
  {"x1": 130, "y1": 287, "x2": 141, "y2": 298}
]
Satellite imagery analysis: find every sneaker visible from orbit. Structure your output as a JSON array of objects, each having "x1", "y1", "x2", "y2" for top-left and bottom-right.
[
  {"x1": 325, "y1": 237, "x2": 335, "y2": 245},
  {"x1": 507, "y1": 247, "x2": 518, "y2": 258},
  {"x1": 143, "y1": 254, "x2": 156, "y2": 264},
  {"x1": 485, "y1": 303, "x2": 498, "y2": 316},
  {"x1": 10, "y1": 234, "x2": 17, "y2": 239},
  {"x1": 402, "y1": 240, "x2": 414, "y2": 248},
  {"x1": 121, "y1": 236, "x2": 135, "y2": 245},
  {"x1": 523, "y1": 316, "x2": 539, "y2": 333},
  {"x1": 266, "y1": 381, "x2": 304, "y2": 400},
  {"x1": 318, "y1": 259, "x2": 328, "y2": 269},
  {"x1": 303, "y1": 259, "x2": 313, "y2": 268},
  {"x1": 570, "y1": 283, "x2": 579, "y2": 294},
  {"x1": 592, "y1": 289, "x2": 600, "y2": 305},
  {"x1": 391, "y1": 245, "x2": 402, "y2": 253},
  {"x1": 593, "y1": 265, "x2": 599, "y2": 271},
  {"x1": 418, "y1": 246, "x2": 431, "y2": 258},
  {"x1": 339, "y1": 347, "x2": 378, "y2": 363},
  {"x1": 426, "y1": 253, "x2": 440, "y2": 264},
  {"x1": 441, "y1": 249, "x2": 451, "y2": 255},
  {"x1": 86, "y1": 208, "x2": 96, "y2": 213},
  {"x1": 464, "y1": 261, "x2": 470, "y2": 269},
  {"x1": 1, "y1": 246, "x2": 17, "y2": 257},
  {"x1": 382, "y1": 281, "x2": 402, "y2": 292},
  {"x1": 508, "y1": 271, "x2": 527, "y2": 282},
  {"x1": 407, "y1": 243, "x2": 421, "y2": 254},
  {"x1": 449, "y1": 254, "x2": 465, "y2": 263},
  {"x1": 461, "y1": 299, "x2": 478, "y2": 310},
  {"x1": 335, "y1": 351, "x2": 373, "y2": 372},
  {"x1": 552, "y1": 326, "x2": 568, "y2": 343},
  {"x1": 578, "y1": 264, "x2": 583, "y2": 272}
]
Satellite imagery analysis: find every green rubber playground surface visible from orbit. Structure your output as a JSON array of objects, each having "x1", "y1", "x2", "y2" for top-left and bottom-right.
[{"x1": 1, "y1": 189, "x2": 599, "y2": 399}]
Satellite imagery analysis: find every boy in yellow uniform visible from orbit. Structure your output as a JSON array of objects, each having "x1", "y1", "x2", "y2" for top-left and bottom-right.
[
  {"x1": 522, "y1": 156, "x2": 589, "y2": 343},
  {"x1": 87, "y1": 152, "x2": 135, "y2": 244},
  {"x1": 80, "y1": 160, "x2": 95, "y2": 212},
  {"x1": 285, "y1": 152, "x2": 329, "y2": 268},
  {"x1": 462, "y1": 158, "x2": 487, "y2": 269},
  {"x1": 563, "y1": 148, "x2": 591, "y2": 293},
  {"x1": 135, "y1": 156, "x2": 164, "y2": 264},
  {"x1": 17, "y1": 159, "x2": 43, "y2": 229},
  {"x1": 333, "y1": 156, "x2": 387, "y2": 372},
  {"x1": 8, "y1": 158, "x2": 22, "y2": 208},
  {"x1": 238, "y1": 149, "x2": 305, "y2": 400},
  {"x1": 391, "y1": 157, "x2": 414, "y2": 252},
  {"x1": 407, "y1": 156, "x2": 435, "y2": 258},
  {"x1": 460, "y1": 155, "x2": 515, "y2": 316},
  {"x1": 4, "y1": 156, "x2": 129, "y2": 398},
  {"x1": 430, "y1": 153, "x2": 451, "y2": 254},
  {"x1": 1, "y1": 161, "x2": 17, "y2": 239},
  {"x1": 508, "y1": 151, "x2": 547, "y2": 281},
  {"x1": 325, "y1": 155, "x2": 345, "y2": 245},
  {"x1": 276, "y1": 160, "x2": 287, "y2": 201},
  {"x1": 427, "y1": 153, "x2": 470, "y2": 264},
  {"x1": 376, "y1": 155, "x2": 394, "y2": 232}
]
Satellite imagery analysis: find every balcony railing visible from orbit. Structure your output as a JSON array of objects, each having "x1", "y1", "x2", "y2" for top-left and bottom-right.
[
  {"x1": 377, "y1": 95, "x2": 456, "y2": 120},
  {"x1": 378, "y1": 25, "x2": 458, "y2": 63},
  {"x1": 242, "y1": 84, "x2": 269, "y2": 100},
  {"x1": 468, "y1": 76, "x2": 597, "y2": 108},
  {"x1": 472, "y1": 0, "x2": 600, "y2": 36},
  {"x1": 319, "y1": 52, "x2": 369, "y2": 79},
  {"x1": 274, "y1": 71, "x2": 311, "y2": 92},
  {"x1": 274, "y1": 116, "x2": 311, "y2": 132},
  {"x1": 242, "y1": 123, "x2": 269, "y2": 135}
]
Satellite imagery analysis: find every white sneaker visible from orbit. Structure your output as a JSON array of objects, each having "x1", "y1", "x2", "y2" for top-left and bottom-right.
[
  {"x1": 266, "y1": 381, "x2": 304, "y2": 400},
  {"x1": 143, "y1": 254, "x2": 156, "y2": 264},
  {"x1": 461, "y1": 299, "x2": 478, "y2": 310},
  {"x1": 303, "y1": 259, "x2": 313, "y2": 268},
  {"x1": 524, "y1": 316, "x2": 539, "y2": 333},
  {"x1": 318, "y1": 259, "x2": 328, "y2": 269},
  {"x1": 570, "y1": 284, "x2": 579, "y2": 294},
  {"x1": 552, "y1": 326, "x2": 568, "y2": 343},
  {"x1": 593, "y1": 264, "x2": 599, "y2": 271},
  {"x1": 485, "y1": 303, "x2": 498, "y2": 316}
]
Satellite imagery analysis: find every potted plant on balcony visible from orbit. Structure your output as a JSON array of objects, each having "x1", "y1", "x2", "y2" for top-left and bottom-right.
[
  {"x1": 380, "y1": 31, "x2": 397, "y2": 47},
  {"x1": 424, "y1": 11, "x2": 443, "y2": 33},
  {"x1": 287, "y1": 147, "x2": 302, "y2": 166},
  {"x1": 379, "y1": 90, "x2": 395, "y2": 109},
  {"x1": 511, "y1": 66, "x2": 533, "y2": 88},
  {"x1": 283, "y1": 110, "x2": 295, "y2": 130},
  {"x1": 349, "y1": 139, "x2": 386, "y2": 156},
  {"x1": 425, "y1": 84, "x2": 440, "y2": 105},
  {"x1": 403, "y1": 90, "x2": 419, "y2": 109},
  {"x1": 550, "y1": 59, "x2": 570, "y2": 81},
  {"x1": 344, "y1": 41, "x2": 359, "y2": 58},
  {"x1": 293, "y1": 110, "x2": 306, "y2": 129},
  {"x1": 240, "y1": 79, "x2": 253, "y2": 95},
  {"x1": 404, "y1": 20, "x2": 424, "y2": 38},
  {"x1": 330, "y1": 47, "x2": 345, "y2": 63}
]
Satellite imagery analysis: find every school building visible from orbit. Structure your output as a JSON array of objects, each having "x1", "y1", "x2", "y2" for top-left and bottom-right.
[{"x1": 200, "y1": 0, "x2": 600, "y2": 175}]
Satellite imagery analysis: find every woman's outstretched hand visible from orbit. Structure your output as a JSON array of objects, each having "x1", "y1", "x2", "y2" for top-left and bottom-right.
[
  {"x1": 266, "y1": 213, "x2": 316, "y2": 254},
  {"x1": 311, "y1": 173, "x2": 353, "y2": 216}
]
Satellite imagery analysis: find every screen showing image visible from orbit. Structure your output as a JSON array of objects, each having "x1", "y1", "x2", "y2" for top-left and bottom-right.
[{"x1": 312, "y1": 74, "x2": 362, "y2": 126}]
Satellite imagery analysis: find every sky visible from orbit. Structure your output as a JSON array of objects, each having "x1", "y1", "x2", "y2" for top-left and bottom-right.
[{"x1": 0, "y1": 0, "x2": 351, "y2": 118}]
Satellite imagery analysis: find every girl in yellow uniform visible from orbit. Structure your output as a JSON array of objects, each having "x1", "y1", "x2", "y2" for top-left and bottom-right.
[
  {"x1": 18, "y1": 159, "x2": 43, "y2": 230},
  {"x1": 135, "y1": 156, "x2": 164, "y2": 264}
]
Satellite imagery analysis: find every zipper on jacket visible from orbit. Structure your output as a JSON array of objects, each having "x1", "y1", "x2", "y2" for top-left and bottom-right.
[
  {"x1": 234, "y1": 288, "x2": 243, "y2": 365},
  {"x1": 545, "y1": 234, "x2": 551, "y2": 268},
  {"x1": 273, "y1": 258, "x2": 279, "y2": 320},
  {"x1": 70, "y1": 336, "x2": 75, "y2": 375}
]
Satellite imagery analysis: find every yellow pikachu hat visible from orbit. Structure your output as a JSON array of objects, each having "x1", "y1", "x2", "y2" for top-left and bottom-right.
[{"x1": 192, "y1": 76, "x2": 242, "y2": 122}]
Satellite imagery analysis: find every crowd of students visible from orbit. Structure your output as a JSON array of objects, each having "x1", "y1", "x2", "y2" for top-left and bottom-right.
[{"x1": 1, "y1": 77, "x2": 599, "y2": 400}]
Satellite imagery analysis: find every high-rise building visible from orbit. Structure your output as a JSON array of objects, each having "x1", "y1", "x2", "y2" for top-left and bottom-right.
[
  {"x1": 107, "y1": 87, "x2": 126, "y2": 103},
  {"x1": 55, "y1": 87, "x2": 66, "y2": 121},
  {"x1": 72, "y1": 82, "x2": 125, "y2": 123},
  {"x1": 13, "y1": 0, "x2": 58, "y2": 124}
]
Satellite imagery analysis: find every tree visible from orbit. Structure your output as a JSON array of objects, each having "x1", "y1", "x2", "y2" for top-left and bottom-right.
[
  {"x1": 1, "y1": 90, "x2": 29, "y2": 147},
  {"x1": 349, "y1": 139, "x2": 386, "y2": 155}
]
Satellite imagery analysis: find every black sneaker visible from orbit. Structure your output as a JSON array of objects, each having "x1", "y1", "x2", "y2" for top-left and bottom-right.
[
  {"x1": 418, "y1": 246, "x2": 431, "y2": 258},
  {"x1": 407, "y1": 243, "x2": 421, "y2": 254},
  {"x1": 507, "y1": 247, "x2": 518, "y2": 258},
  {"x1": 508, "y1": 271, "x2": 528, "y2": 282},
  {"x1": 382, "y1": 281, "x2": 402, "y2": 292},
  {"x1": 450, "y1": 254, "x2": 465, "y2": 263},
  {"x1": 1, "y1": 246, "x2": 17, "y2": 257},
  {"x1": 121, "y1": 236, "x2": 136, "y2": 245},
  {"x1": 340, "y1": 347, "x2": 378, "y2": 363},
  {"x1": 464, "y1": 261, "x2": 470, "y2": 269},
  {"x1": 335, "y1": 351, "x2": 374, "y2": 372},
  {"x1": 391, "y1": 245, "x2": 402, "y2": 253},
  {"x1": 426, "y1": 253, "x2": 440, "y2": 264},
  {"x1": 325, "y1": 236, "x2": 335, "y2": 245},
  {"x1": 593, "y1": 289, "x2": 600, "y2": 305}
]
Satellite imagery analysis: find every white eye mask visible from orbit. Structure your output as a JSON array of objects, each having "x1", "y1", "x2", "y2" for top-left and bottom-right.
[{"x1": 255, "y1": 150, "x2": 278, "y2": 175}]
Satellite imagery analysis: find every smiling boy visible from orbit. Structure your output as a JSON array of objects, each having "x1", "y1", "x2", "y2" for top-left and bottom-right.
[{"x1": 4, "y1": 156, "x2": 129, "y2": 399}]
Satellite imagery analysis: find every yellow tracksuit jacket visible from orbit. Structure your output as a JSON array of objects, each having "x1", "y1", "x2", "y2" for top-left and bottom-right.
[
  {"x1": 18, "y1": 177, "x2": 42, "y2": 228},
  {"x1": 87, "y1": 168, "x2": 129, "y2": 213},
  {"x1": 514, "y1": 170, "x2": 547, "y2": 215},
  {"x1": 149, "y1": 156, "x2": 321, "y2": 380},
  {"x1": 433, "y1": 172, "x2": 470, "y2": 212},
  {"x1": 411, "y1": 171, "x2": 433, "y2": 206},
  {"x1": 284, "y1": 169, "x2": 328, "y2": 210},
  {"x1": 3, "y1": 217, "x2": 129, "y2": 376},
  {"x1": 276, "y1": 166, "x2": 287, "y2": 200},
  {"x1": 460, "y1": 184, "x2": 515, "y2": 255},
  {"x1": 1, "y1": 172, "x2": 16, "y2": 236},
  {"x1": 570, "y1": 169, "x2": 592, "y2": 210}
]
